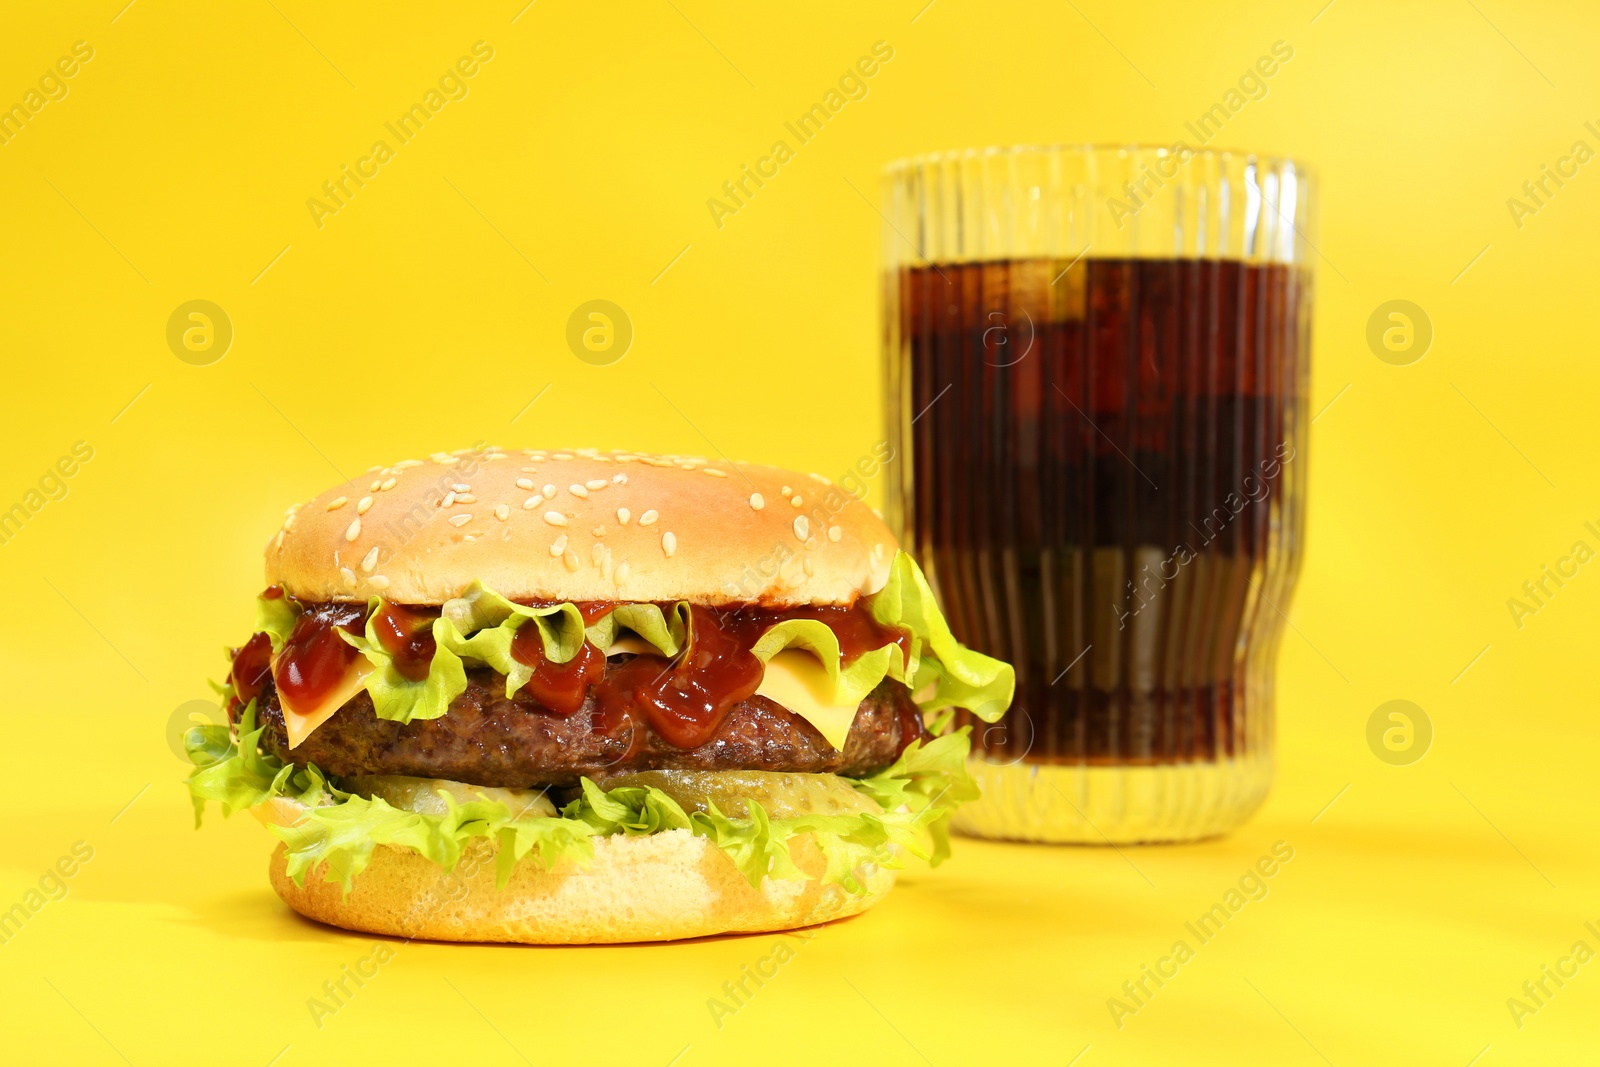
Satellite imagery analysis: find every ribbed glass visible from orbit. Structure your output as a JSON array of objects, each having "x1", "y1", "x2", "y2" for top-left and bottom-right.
[{"x1": 882, "y1": 145, "x2": 1315, "y2": 843}]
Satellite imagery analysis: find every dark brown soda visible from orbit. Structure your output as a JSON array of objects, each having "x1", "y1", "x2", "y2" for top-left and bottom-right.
[{"x1": 892, "y1": 257, "x2": 1310, "y2": 766}]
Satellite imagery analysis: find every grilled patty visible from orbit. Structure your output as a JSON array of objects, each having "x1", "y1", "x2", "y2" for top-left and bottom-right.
[{"x1": 253, "y1": 661, "x2": 925, "y2": 788}]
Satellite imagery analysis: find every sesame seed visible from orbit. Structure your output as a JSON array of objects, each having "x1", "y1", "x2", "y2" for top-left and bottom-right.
[
  {"x1": 449, "y1": 514, "x2": 472, "y2": 527},
  {"x1": 442, "y1": 491, "x2": 457, "y2": 507},
  {"x1": 455, "y1": 493, "x2": 477, "y2": 504},
  {"x1": 495, "y1": 504, "x2": 510, "y2": 521},
  {"x1": 275, "y1": 530, "x2": 284, "y2": 549},
  {"x1": 570, "y1": 484, "x2": 589, "y2": 498},
  {"x1": 369, "y1": 575, "x2": 390, "y2": 589},
  {"x1": 543, "y1": 484, "x2": 557, "y2": 498},
  {"x1": 517, "y1": 477, "x2": 535, "y2": 491},
  {"x1": 357, "y1": 496, "x2": 374, "y2": 515},
  {"x1": 790, "y1": 495, "x2": 802, "y2": 507},
  {"x1": 592, "y1": 541, "x2": 606, "y2": 566},
  {"x1": 593, "y1": 526, "x2": 606, "y2": 537},
  {"x1": 617, "y1": 508, "x2": 631, "y2": 525},
  {"x1": 781, "y1": 485, "x2": 792, "y2": 496},
  {"x1": 345, "y1": 518, "x2": 361, "y2": 541},
  {"x1": 370, "y1": 480, "x2": 382, "y2": 492},
  {"x1": 550, "y1": 534, "x2": 568, "y2": 556},
  {"x1": 326, "y1": 496, "x2": 348, "y2": 511},
  {"x1": 639, "y1": 510, "x2": 658, "y2": 526},
  {"x1": 586, "y1": 478, "x2": 607, "y2": 490},
  {"x1": 523, "y1": 495, "x2": 543, "y2": 509},
  {"x1": 793, "y1": 516, "x2": 809, "y2": 541},
  {"x1": 612, "y1": 474, "x2": 627, "y2": 484},
  {"x1": 380, "y1": 477, "x2": 397, "y2": 491},
  {"x1": 563, "y1": 548, "x2": 580, "y2": 572},
  {"x1": 704, "y1": 468, "x2": 727, "y2": 477},
  {"x1": 616, "y1": 561, "x2": 631, "y2": 584},
  {"x1": 749, "y1": 493, "x2": 765, "y2": 510},
  {"x1": 361, "y1": 547, "x2": 380, "y2": 572},
  {"x1": 553, "y1": 452, "x2": 574, "y2": 460},
  {"x1": 452, "y1": 484, "x2": 471, "y2": 493},
  {"x1": 828, "y1": 525, "x2": 842, "y2": 542},
  {"x1": 803, "y1": 557, "x2": 815, "y2": 576},
  {"x1": 662, "y1": 531, "x2": 677, "y2": 557},
  {"x1": 394, "y1": 459, "x2": 422, "y2": 469},
  {"x1": 340, "y1": 566, "x2": 356, "y2": 587},
  {"x1": 544, "y1": 511, "x2": 568, "y2": 527},
  {"x1": 808, "y1": 472, "x2": 830, "y2": 485}
]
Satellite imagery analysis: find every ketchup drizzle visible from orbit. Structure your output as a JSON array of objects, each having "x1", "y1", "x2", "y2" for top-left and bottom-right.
[
  {"x1": 271, "y1": 602, "x2": 365, "y2": 711},
  {"x1": 370, "y1": 601, "x2": 439, "y2": 682},
  {"x1": 510, "y1": 623, "x2": 604, "y2": 717}
]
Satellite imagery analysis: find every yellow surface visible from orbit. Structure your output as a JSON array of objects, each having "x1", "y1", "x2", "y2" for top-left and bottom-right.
[{"x1": 2, "y1": 1, "x2": 1597, "y2": 1063}]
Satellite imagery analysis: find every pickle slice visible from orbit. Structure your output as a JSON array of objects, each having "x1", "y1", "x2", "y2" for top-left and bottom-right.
[
  {"x1": 595, "y1": 769, "x2": 877, "y2": 819},
  {"x1": 342, "y1": 775, "x2": 555, "y2": 818}
]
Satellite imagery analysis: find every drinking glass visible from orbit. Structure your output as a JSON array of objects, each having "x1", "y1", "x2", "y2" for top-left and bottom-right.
[{"x1": 882, "y1": 145, "x2": 1315, "y2": 842}]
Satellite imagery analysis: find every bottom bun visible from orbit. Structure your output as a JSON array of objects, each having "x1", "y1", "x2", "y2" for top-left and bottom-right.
[{"x1": 267, "y1": 828, "x2": 895, "y2": 944}]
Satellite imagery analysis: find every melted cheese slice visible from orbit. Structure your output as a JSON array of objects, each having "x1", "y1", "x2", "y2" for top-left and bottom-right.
[
  {"x1": 277, "y1": 656, "x2": 376, "y2": 749},
  {"x1": 605, "y1": 638, "x2": 859, "y2": 750},
  {"x1": 752, "y1": 650, "x2": 860, "y2": 750}
]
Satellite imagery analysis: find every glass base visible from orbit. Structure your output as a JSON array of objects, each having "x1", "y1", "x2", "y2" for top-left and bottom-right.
[{"x1": 952, "y1": 755, "x2": 1274, "y2": 845}]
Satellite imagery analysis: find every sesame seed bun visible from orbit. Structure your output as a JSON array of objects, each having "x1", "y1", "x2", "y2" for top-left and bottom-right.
[
  {"x1": 264, "y1": 820, "x2": 895, "y2": 944},
  {"x1": 266, "y1": 448, "x2": 897, "y2": 606}
]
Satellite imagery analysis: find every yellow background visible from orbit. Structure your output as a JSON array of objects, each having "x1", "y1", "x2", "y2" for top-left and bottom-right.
[{"x1": 1, "y1": 1, "x2": 1596, "y2": 1063}]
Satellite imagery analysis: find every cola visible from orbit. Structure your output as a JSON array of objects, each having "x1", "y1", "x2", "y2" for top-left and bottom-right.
[{"x1": 888, "y1": 256, "x2": 1310, "y2": 766}]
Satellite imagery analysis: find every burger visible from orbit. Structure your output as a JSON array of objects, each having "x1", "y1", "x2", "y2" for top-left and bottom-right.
[{"x1": 185, "y1": 446, "x2": 1012, "y2": 943}]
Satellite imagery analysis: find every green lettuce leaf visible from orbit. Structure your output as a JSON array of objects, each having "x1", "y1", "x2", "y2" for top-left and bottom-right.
[
  {"x1": 441, "y1": 583, "x2": 689, "y2": 700},
  {"x1": 331, "y1": 598, "x2": 469, "y2": 723},
  {"x1": 869, "y1": 552, "x2": 1014, "y2": 722},
  {"x1": 254, "y1": 594, "x2": 299, "y2": 653},
  {"x1": 183, "y1": 701, "x2": 340, "y2": 827},
  {"x1": 853, "y1": 729, "x2": 982, "y2": 864},
  {"x1": 585, "y1": 601, "x2": 691, "y2": 658}
]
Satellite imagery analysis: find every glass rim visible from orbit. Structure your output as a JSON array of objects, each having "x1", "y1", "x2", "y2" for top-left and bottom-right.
[{"x1": 882, "y1": 142, "x2": 1315, "y2": 179}]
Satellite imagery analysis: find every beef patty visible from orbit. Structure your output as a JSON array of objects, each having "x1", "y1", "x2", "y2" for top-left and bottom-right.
[{"x1": 252, "y1": 662, "x2": 926, "y2": 788}]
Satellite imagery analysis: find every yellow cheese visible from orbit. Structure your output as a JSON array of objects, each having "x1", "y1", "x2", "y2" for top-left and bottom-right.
[
  {"x1": 752, "y1": 650, "x2": 860, "y2": 751},
  {"x1": 278, "y1": 656, "x2": 376, "y2": 749},
  {"x1": 605, "y1": 637, "x2": 861, "y2": 751},
  {"x1": 604, "y1": 636, "x2": 658, "y2": 657}
]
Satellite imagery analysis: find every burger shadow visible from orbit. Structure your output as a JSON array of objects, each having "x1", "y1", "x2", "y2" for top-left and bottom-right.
[
  {"x1": 187, "y1": 902, "x2": 879, "y2": 951},
  {"x1": 173, "y1": 888, "x2": 364, "y2": 945}
]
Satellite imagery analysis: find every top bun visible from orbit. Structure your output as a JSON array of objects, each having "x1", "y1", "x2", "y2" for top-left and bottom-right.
[{"x1": 265, "y1": 447, "x2": 898, "y2": 607}]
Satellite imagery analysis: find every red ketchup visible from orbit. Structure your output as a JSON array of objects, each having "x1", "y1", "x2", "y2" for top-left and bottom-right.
[
  {"x1": 510, "y1": 623, "x2": 605, "y2": 717},
  {"x1": 229, "y1": 631, "x2": 274, "y2": 706},
  {"x1": 272, "y1": 603, "x2": 366, "y2": 711},
  {"x1": 370, "y1": 601, "x2": 439, "y2": 682}
]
